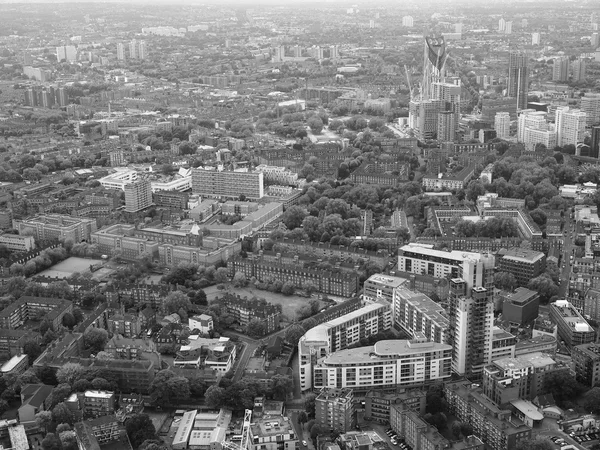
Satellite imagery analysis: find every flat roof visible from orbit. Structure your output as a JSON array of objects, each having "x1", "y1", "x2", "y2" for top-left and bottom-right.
[
  {"x1": 172, "y1": 410, "x2": 197, "y2": 446},
  {"x1": 400, "y1": 243, "x2": 484, "y2": 261},
  {"x1": 0, "y1": 354, "x2": 27, "y2": 373},
  {"x1": 493, "y1": 352, "x2": 556, "y2": 371},
  {"x1": 510, "y1": 399, "x2": 544, "y2": 421},
  {"x1": 319, "y1": 340, "x2": 451, "y2": 365}
]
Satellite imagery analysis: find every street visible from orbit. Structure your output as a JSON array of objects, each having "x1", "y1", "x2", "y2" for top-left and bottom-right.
[
  {"x1": 223, "y1": 331, "x2": 259, "y2": 382},
  {"x1": 558, "y1": 207, "x2": 576, "y2": 299}
]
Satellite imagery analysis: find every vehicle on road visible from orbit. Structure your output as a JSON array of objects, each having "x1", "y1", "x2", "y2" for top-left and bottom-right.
[{"x1": 302, "y1": 441, "x2": 308, "y2": 446}]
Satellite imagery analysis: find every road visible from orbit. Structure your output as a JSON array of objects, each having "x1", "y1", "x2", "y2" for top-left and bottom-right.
[
  {"x1": 558, "y1": 207, "x2": 575, "y2": 299},
  {"x1": 223, "y1": 331, "x2": 259, "y2": 382},
  {"x1": 289, "y1": 411, "x2": 311, "y2": 450}
]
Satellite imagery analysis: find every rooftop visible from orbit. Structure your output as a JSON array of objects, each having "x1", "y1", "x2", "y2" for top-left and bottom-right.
[
  {"x1": 501, "y1": 247, "x2": 545, "y2": 263},
  {"x1": 250, "y1": 414, "x2": 294, "y2": 437}
]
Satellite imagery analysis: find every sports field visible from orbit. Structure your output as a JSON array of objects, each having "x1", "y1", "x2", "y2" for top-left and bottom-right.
[{"x1": 38, "y1": 257, "x2": 104, "y2": 279}]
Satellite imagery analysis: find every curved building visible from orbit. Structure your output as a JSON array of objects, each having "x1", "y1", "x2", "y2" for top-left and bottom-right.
[{"x1": 312, "y1": 339, "x2": 452, "y2": 391}]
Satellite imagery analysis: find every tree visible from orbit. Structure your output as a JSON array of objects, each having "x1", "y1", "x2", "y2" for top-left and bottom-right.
[
  {"x1": 298, "y1": 411, "x2": 308, "y2": 425},
  {"x1": 307, "y1": 117, "x2": 324, "y2": 134},
  {"x1": 164, "y1": 291, "x2": 192, "y2": 314},
  {"x1": 460, "y1": 423, "x2": 474, "y2": 437},
  {"x1": 285, "y1": 323, "x2": 306, "y2": 346},
  {"x1": 304, "y1": 393, "x2": 316, "y2": 418},
  {"x1": 149, "y1": 370, "x2": 190, "y2": 407},
  {"x1": 36, "y1": 411, "x2": 53, "y2": 433},
  {"x1": 583, "y1": 387, "x2": 600, "y2": 414},
  {"x1": 281, "y1": 282, "x2": 295, "y2": 296},
  {"x1": 515, "y1": 437, "x2": 554, "y2": 450},
  {"x1": 23, "y1": 340, "x2": 42, "y2": 362},
  {"x1": 125, "y1": 414, "x2": 158, "y2": 449},
  {"x1": 59, "y1": 430, "x2": 78, "y2": 450},
  {"x1": 282, "y1": 206, "x2": 308, "y2": 230},
  {"x1": 271, "y1": 375, "x2": 293, "y2": 400},
  {"x1": 52, "y1": 402, "x2": 73, "y2": 425},
  {"x1": 72, "y1": 379, "x2": 92, "y2": 392},
  {"x1": 62, "y1": 312, "x2": 76, "y2": 329},
  {"x1": 41, "y1": 433, "x2": 61, "y2": 450},
  {"x1": 494, "y1": 272, "x2": 517, "y2": 292},
  {"x1": 232, "y1": 271, "x2": 247, "y2": 288},
  {"x1": 310, "y1": 424, "x2": 323, "y2": 439},
  {"x1": 205, "y1": 385, "x2": 226, "y2": 409},
  {"x1": 214, "y1": 267, "x2": 229, "y2": 284},
  {"x1": 543, "y1": 371, "x2": 585, "y2": 407},
  {"x1": 84, "y1": 328, "x2": 109, "y2": 353},
  {"x1": 451, "y1": 422, "x2": 462, "y2": 439},
  {"x1": 527, "y1": 275, "x2": 559, "y2": 303},
  {"x1": 56, "y1": 363, "x2": 86, "y2": 386},
  {"x1": 247, "y1": 319, "x2": 266, "y2": 338}
]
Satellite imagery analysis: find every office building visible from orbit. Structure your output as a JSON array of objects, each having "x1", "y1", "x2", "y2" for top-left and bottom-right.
[
  {"x1": 572, "y1": 58, "x2": 587, "y2": 82},
  {"x1": 572, "y1": 343, "x2": 600, "y2": 387},
  {"x1": 531, "y1": 33, "x2": 541, "y2": 45},
  {"x1": 124, "y1": 179, "x2": 152, "y2": 213},
  {"x1": 552, "y1": 57, "x2": 569, "y2": 82},
  {"x1": 482, "y1": 352, "x2": 569, "y2": 405},
  {"x1": 398, "y1": 243, "x2": 495, "y2": 292},
  {"x1": 448, "y1": 279, "x2": 494, "y2": 378},
  {"x1": 556, "y1": 107, "x2": 586, "y2": 147},
  {"x1": 549, "y1": 299, "x2": 595, "y2": 348},
  {"x1": 298, "y1": 300, "x2": 392, "y2": 391},
  {"x1": 501, "y1": 288, "x2": 540, "y2": 326},
  {"x1": 497, "y1": 248, "x2": 546, "y2": 287},
  {"x1": 581, "y1": 93, "x2": 600, "y2": 127},
  {"x1": 444, "y1": 381, "x2": 532, "y2": 450},
  {"x1": 315, "y1": 388, "x2": 355, "y2": 433},
  {"x1": 312, "y1": 339, "x2": 452, "y2": 391},
  {"x1": 508, "y1": 52, "x2": 529, "y2": 110},
  {"x1": 192, "y1": 168, "x2": 264, "y2": 199},
  {"x1": 117, "y1": 43, "x2": 125, "y2": 61},
  {"x1": 392, "y1": 287, "x2": 449, "y2": 343},
  {"x1": 494, "y1": 112, "x2": 510, "y2": 139}
]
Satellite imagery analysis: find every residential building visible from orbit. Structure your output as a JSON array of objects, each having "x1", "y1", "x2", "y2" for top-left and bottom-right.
[
  {"x1": 482, "y1": 352, "x2": 569, "y2": 405},
  {"x1": 421, "y1": 165, "x2": 476, "y2": 191},
  {"x1": 191, "y1": 168, "x2": 264, "y2": 199},
  {"x1": 0, "y1": 211, "x2": 13, "y2": 230},
  {"x1": 312, "y1": 339, "x2": 452, "y2": 391},
  {"x1": 0, "y1": 296, "x2": 73, "y2": 331},
  {"x1": 444, "y1": 381, "x2": 531, "y2": 450},
  {"x1": 18, "y1": 384, "x2": 53, "y2": 425},
  {"x1": 0, "y1": 329, "x2": 39, "y2": 359},
  {"x1": 494, "y1": 112, "x2": 511, "y2": 139},
  {"x1": 217, "y1": 294, "x2": 281, "y2": 336},
  {"x1": 117, "y1": 43, "x2": 126, "y2": 60},
  {"x1": 556, "y1": 107, "x2": 586, "y2": 147},
  {"x1": 517, "y1": 110, "x2": 556, "y2": 151},
  {"x1": 298, "y1": 300, "x2": 392, "y2": 391},
  {"x1": 153, "y1": 190, "x2": 189, "y2": 210},
  {"x1": 390, "y1": 402, "x2": 485, "y2": 450},
  {"x1": 572, "y1": 343, "x2": 600, "y2": 387},
  {"x1": 315, "y1": 388, "x2": 355, "y2": 433},
  {"x1": 448, "y1": 279, "x2": 494, "y2": 378},
  {"x1": 365, "y1": 390, "x2": 427, "y2": 422},
  {"x1": 108, "y1": 313, "x2": 142, "y2": 338},
  {"x1": 501, "y1": 288, "x2": 540, "y2": 325},
  {"x1": 250, "y1": 409, "x2": 298, "y2": 450},
  {"x1": 13, "y1": 215, "x2": 97, "y2": 243},
  {"x1": 176, "y1": 336, "x2": 237, "y2": 373},
  {"x1": 74, "y1": 415, "x2": 128, "y2": 449},
  {"x1": 552, "y1": 57, "x2": 569, "y2": 82},
  {"x1": 585, "y1": 288, "x2": 600, "y2": 322},
  {"x1": 581, "y1": 93, "x2": 600, "y2": 127},
  {"x1": 189, "y1": 314, "x2": 214, "y2": 334},
  {"x1": 531, "y1": 33, "x2": 541, "y2": 45},
  {"x1": 497, "y1": 248, "x2": 546, "y2": 287},
  {"x1": 124, "y1": 179, "x2": 152, "y2": 213},
  {"x1": 0, "y1": 354, "x2": 28, "y2": 377},
  {"x1": 363, "y1": 274, "x2": 409, "y2": 304},
  {"x1": 548, "y1": 299, "x2": 595, "y2": 348},
  {"x1": 81, "y1": 390, "x2": 116, "y2": 419},
  {"x1": 392, "y1": 287, "x2": 449, "y2": 344},
  {"x1": 397, "y1": 243, "x2": 495, "y2": 292},
  {"x1": 508, "y1": 52, "x2": 529, "y2": 110},
  {"x1": 0, "y1": 234, "x2": 35, "y2": 252},
  {"x1": 572, "y1": 59, "x2": 587, "y2": 82}
]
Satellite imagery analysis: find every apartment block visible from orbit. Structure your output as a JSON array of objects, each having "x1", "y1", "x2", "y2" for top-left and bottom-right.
[
  {"x1": 581, "y1": 93, "x2": 600, "y2": 127},
  {"x1": 315, "y1": 388, "x2": 355, "y2": 433},
  {"x1": 556, "y1": 107, "x2": 586, "y2": 147},
  {"x1": 192, "y1": 168, "x2": 264, "y2": 199},
  {"x1": 0, "y1": 296, "x2": 73, "y2": 331},
  {"x1": 444, "y1": 381, "x2": 532, "y2": 450},
  {"x1": 392, "y1": 287, "x2": 449, "y2": 343},
  {"x1": 363, "y1": 274, "x2": 409, "y2": 304},
  {"x1": 572, "y1": 343, "x2": 600, "y2": 387},
  {"x1": 13, "y1": 215, "x2": 97, "y2": 243},
  {"x1": 312, "y1": 339, "x2": 452, "y2": 391},
  {"x1": 153, "y1": 190, "x2": 189, "y2": 209},
  {"x1": 0, "y1": 234, "x2": 35, "y2": 252},
  {"x1": 298, "y1": 300, "x2": 392, "y2": 391},
  {"x1": 421, "y1": 165, "x2": 475, "y2": 191},
  {"x1": 217, "y1": 293, "x2": 281, "y2": 336},
  {"x1": 548, "y1": 299, "x2": 595, "y2": 348},
  {"x1": 124, "y1": 179, "x2": 152, "y2": 213},
  {"x1": 365, "y1": 390, "x2": 427, "y2": 423}
]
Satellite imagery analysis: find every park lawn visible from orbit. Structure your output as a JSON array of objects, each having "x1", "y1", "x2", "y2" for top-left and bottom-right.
[{"x1": 205, "y1": 284, "x2": 326, "y2": 321}]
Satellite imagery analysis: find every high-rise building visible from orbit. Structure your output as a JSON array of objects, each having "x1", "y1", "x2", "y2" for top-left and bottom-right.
[
  {"x1": 517, "y1": 109, "x2": 557, "y2": 151},
  {"x1": 56, "y1": 45, "x2": 77, "y2": 62},
  {"x1": 591, "y1": 126, "x2": 600, "y2": 159},
  {"x1": 369, "y1": 19, "x2": 375, "y2": 28},
  {"x1": 329, "y1": 45, "x2": 339, "y2": 59},
  {"x1": 572, "y1": 58, "x2": 586, "y2": 82},
  {"x1": 498, "y1": 18, "x2": 506, "y2": 32},
  {"x1": 437, "y1": 110, "x2": 456, "y2": 141},
  {"x1": 581, "y1": 93, "x2": 600, "y2": 126},
  {"x1": 504, "y1": 21, "x2": 512, "y2": 34},
  {"x1": 138, "y1": 41, "x2": 147, "y2": 60},
  {"x1": 448, "y1": 279, "x2": 494, "y2": 378},
  {"x1": 129, "y1": 40, "x2": 138, "y2": 59},
  {"x1": 555, "y1": 107, "x2": 586, "y2": 147},
  {"x1": 494, "y1": 112, "x2": 511, "y2": 139},
  {"x1": 508, "y1": 52, "x2": 529, "y2": 110},
  {"x1": 402, "y1": 16, "x2": 414, "y2": 27},
  {"x1": 117, "y1": 43, "x2": 126, "y2": 61},
  {"x1": 531, "y1": 32, "x2": 541, "y2": 46},
  {"x1": 191, "y1": 168, "x2": 264, "y2": 199},
  {"x1": 552, "y1": 57, "x2": 569, "y2": 82},
  {"x1": 592, "y1": 32, "x2": 600, "y2": 49},
  {"x1": 573, "y1": 343, "x2": 600, "y2": 387},
  {"x1": 124, "y1": 179, "x2": 152, "y2": 213}
]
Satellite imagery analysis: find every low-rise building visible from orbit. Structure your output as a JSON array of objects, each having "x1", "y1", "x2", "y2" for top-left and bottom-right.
[
  {"x1": 422, "y1": 165, "x2": 475, "y2": 191},
  {"x1": 217, "y1": 294, "x2": 281, "y2": 336},
  {"x1": 0, "y1": 354, "x2": 28, "y2": 376},
  {"x1": 189, "y1": 314, "x2": 214, "y2": 334},
  {"x1": 0, "y1": 296, "x2": 73, "y2": 330},
  {"x1": 501, "y1": 288, "x2": 540, "y2": 326},
  {"x1": 572, "y1": 342, "x2": 600, "y2": 387},
  {"x1": 13, "y1": 214, "x2": 97, "y2": 243},
  {"x1": 549, "y1": 299, "x2": 595, "y2": 348},
  {"x1": 0, "y1": 234, "x2": 35, "y2": 252},
  {"x1": 497, "y1": 248, "x2": 546, "y2": 287},
  {"x1": 365, "y1": 389, "x2": 426, "y2": 423}
]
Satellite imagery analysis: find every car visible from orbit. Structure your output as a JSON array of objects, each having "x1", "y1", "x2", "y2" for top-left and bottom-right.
[{"x1": 302, "y1": 441, "x2": 307, "y2": 447}]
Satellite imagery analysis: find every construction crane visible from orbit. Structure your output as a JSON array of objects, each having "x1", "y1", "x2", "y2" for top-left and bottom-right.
[{"x1": 222, "y1": 409, "x2": 253, "y2": 450}]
